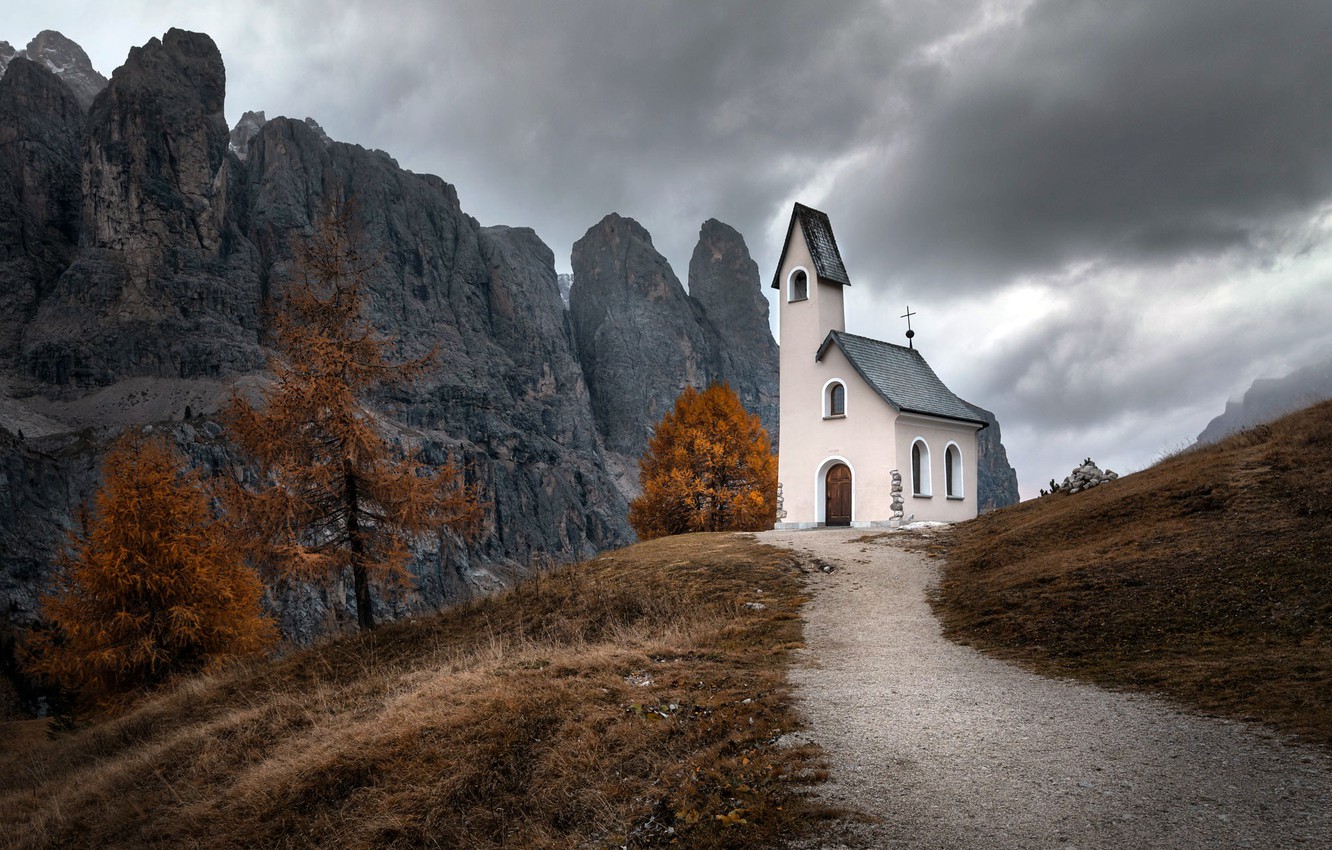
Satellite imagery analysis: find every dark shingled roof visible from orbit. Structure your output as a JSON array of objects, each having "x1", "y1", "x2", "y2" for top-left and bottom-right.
[
  {"x1": 770, "y1": 202, "x2": 851, "y2": 289},
  {"x1": 817, "y1": 331, "x2": 989, "y2": 427}
]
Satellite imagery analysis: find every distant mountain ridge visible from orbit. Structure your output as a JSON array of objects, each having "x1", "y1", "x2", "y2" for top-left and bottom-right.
[{"x1": 1198, "y1": 356, "x2": 1332, "y2": 444}]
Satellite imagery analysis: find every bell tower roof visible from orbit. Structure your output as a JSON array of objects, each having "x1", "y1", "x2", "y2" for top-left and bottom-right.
[{"x1": 770, "y1": 202, "x2": 851, "y2": 290}]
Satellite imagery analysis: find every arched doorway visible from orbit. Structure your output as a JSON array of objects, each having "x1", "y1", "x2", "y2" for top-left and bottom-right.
[{"x1": 825, "y1": 463, "x2": 852, "y2": 526}]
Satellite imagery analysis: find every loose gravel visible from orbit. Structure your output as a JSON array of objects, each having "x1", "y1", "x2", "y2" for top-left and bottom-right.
[{"x1": 760, "y1": 527, "x2": 1332, "y2": 850}]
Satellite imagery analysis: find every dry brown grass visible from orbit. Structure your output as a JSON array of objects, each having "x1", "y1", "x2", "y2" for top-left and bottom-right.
[
  {"x1": 0, "y1": 533, "x2": 832, "y2": 849},
  {"x1": 934, "y1": 401, "x2": 1332, "y2": 747}
]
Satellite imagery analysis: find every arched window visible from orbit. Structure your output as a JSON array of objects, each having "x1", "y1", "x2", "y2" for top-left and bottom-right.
[
  {"x1": 824, "y1": 380, "x2": 846, "y2": 417},
  {"x1": 912, "y1": 439, "x2": 931, "y2": 496},
  {"x1": 945, "y1": 443, "x2": 962, "y2": 498},
  {"x1": 789, "y1": 268, "x2": 808, "y2": 302}
]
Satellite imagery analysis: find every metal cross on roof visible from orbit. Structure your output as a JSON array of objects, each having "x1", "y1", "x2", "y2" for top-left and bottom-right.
[{"x1": 901, "y1": 306, "x2": 917, "y2": 349}]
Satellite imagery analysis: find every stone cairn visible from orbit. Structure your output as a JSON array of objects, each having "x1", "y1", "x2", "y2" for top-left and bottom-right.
[
  {"x1": 890, "y1": 469, "x2": 905, "y2": 526},
  {"x1": 1047, "y1": 458, "x2": 1119, "y2": 496}
]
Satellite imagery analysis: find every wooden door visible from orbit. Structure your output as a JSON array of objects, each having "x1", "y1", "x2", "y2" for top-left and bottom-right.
[{"x1": 825, "y1": 464, "x2": 852, "y2": 526}]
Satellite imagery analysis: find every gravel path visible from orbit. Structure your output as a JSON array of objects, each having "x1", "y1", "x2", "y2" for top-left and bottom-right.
[{"x1": 760, "y1": 527, "x2": 1332, "y2": 849}]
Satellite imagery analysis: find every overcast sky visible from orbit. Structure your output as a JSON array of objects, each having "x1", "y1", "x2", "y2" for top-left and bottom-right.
[{"x1": 8, "y1": 0, "x2": 1332, "y2": 498}]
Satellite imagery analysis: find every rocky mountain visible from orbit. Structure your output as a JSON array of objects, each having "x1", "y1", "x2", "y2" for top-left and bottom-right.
[
  {"x1": 965, "y1": 402, "x2": 1021, "y2": 511},
  {"x1": 0, "y1": 58, "x2": 85, "y2": 370},
  {"x1": 568, "y1": 214, "x2": 784, "y2": 485},
  {"x1": 0, "y1": 30, "x2": 107, "y2": 111},
  {"x1": 1198, "y1": 356, "x2": 1332, "y2": 444},
  {"x1": 24, "y1": 29, "x2": 263, "y2": 389},
  {"x1": 687, "y1": 218, "x2": 780, "y2": 443},
  {"x1": 228, "y1": 108, "x2": 266, "y2": 158},
  {"x1": 0, "y1": 29, "x2": 631, "y2": 644},
  {"x1": 569, "y1": 214, "x2": 723, "y2": 468}
]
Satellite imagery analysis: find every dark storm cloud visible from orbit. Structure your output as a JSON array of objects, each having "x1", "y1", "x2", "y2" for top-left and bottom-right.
[
  {"x1": 221, "y1": 0, "x2": 984, "y2": 269},
  {"x1": 19, "y1": 1, "x2": 1332, "y2": 282},
  {"x1": 836, "y1": 0, "x2": 1332, "y2": 293},
  {"x1": 961, "y1": 262, "x2": 1332, "y2": 438}
]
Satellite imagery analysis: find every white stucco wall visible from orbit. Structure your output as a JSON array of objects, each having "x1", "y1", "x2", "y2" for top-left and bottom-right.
[
  {"x1": 780, "y1": 343, "x2": 901, "y2": 525},
  {"x1": 777, "y1": 339, "x2": 981, "y2": 526},
  {"x1": 894, "y1": 413, "x2": 981, "y2": 523},
  {"x1": 773, "y1": 214, "x2": 982, "y2": 527},
  {"x1": 777, "y1": 223, "x2": 848, "y2": 524}
]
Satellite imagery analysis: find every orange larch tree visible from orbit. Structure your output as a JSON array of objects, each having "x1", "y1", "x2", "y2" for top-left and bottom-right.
[
  {"x1": 225, "y1": 206, "x2": 483, "y2": 631},
  {"x1": 628, "y1": 383, "x2": 777, "y2": 539},
  {"x1": 24, "y1": 434, "x2": 275, "y2": 705}
]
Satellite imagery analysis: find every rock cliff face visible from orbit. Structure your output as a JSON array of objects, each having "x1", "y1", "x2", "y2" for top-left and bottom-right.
[
  {"x1": 0, "y1": 29, "x2": 631, "y2": 645},
  {"x1": 964, "y1": 402, "x2": 1021, "y2": 511},
  {"x1": 570, "y1": 214, "x2": 723, "y2": 465},
  {"x1": 687, "y1": 218, "x2": 780, "y2": 444},
  {"x1": 0, "y1": 31, "x2": 107, "y2": 111},
  {"x1": 23, "y1": 30, "x2": 263, "y2": 390},
  {"x1": 0, "y1": 59, "x2": 85, "y2": 370},
  {"x1": 568, "y1": 213, "x2": 784, "y2": 487},
  {"x1": 0, "y1": 43, "x2": 17, "y2": 76},
  {"x1": 228, "y1": 109, "x2": 266, "y2": 158}
]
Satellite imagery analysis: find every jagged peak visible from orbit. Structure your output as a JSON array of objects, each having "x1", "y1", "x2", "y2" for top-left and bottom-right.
[
  {"x1": 24, "y1": 30, "x2": 97, "y2": 74},
  {"x1": 0, "y1": 30, "x2": 106, "y2": 110},
  {"x1": 303, "y1": 117, "x2": 333, "y2": 146},
  {"x1": 581, "y1": 212, "x2": 655, "y2": 248},
  {"x1": 107, "y1": 29, "x2": 225, "y2": 116},
  {"x1": 229, "y1": 109, "x2": 267, "y2": 159},
  {"x1": 699, "y1": 217, "x2": 742, "y2": 239},
  {"x1": 688, "y1": 216, "x2": 763, "y2": 307}
]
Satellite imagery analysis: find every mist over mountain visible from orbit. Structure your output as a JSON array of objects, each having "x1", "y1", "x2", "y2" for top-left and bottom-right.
[{"x1": 1198, "y1": 357, "x2": 1332, "y2": 444}]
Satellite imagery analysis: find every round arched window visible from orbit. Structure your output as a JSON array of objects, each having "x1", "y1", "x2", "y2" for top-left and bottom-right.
[
  {"x1": 789, "y1": 269, "x2": 808, "y2": 302},
  {"x1": 912, "y1": 440, "x2": 931, "y2": 496},
  {"x1": 829, "y1": 383, "x2": 845, "y2": 416},
  {"x1": 945, "y1": 444, "x2": 963, "y2": 497}
]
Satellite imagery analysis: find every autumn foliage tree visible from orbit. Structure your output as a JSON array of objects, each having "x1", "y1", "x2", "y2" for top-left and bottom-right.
[
  {"x1": 24, "y1": 435, "x2": 275, "y2": 705},
  {"x1": 628, "y1": 383, "x2": 777, "y2": 539},
  {"x1": 225, "y1": 206, "x2": 483, "y2": 631}
]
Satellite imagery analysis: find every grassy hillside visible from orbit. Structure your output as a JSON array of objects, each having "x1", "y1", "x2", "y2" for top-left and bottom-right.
[
  {"x1": 0, "y1": 534, "x2": 831, "y2": 849},
  {"x1": 935, "y1": 401, "x2": 1332, "y2": 746}
]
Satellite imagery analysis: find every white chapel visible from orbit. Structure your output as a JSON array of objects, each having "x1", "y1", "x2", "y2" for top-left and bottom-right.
[{"x1": 772, "y1": 202, "x2": 987, "y2": 528}]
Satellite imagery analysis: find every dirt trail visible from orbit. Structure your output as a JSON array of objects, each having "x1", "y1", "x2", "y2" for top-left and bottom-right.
[{"x1": 760, "y1": 527, "x2": 1332, "y2": 849}]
